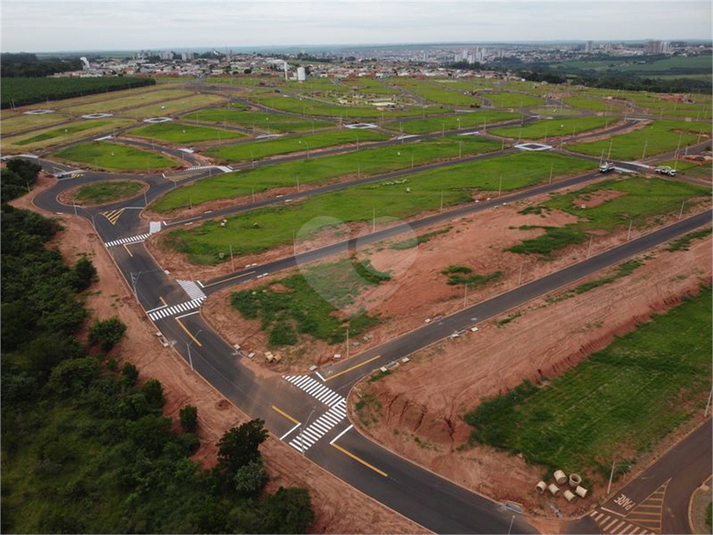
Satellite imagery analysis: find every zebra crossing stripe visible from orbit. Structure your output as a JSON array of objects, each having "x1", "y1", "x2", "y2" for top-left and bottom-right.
[
  {"x1": 288, "y1": 401, "x2": 347, "y2": 452},
  {"x1": 148, "y1": 297, "x2": 205, "y2": 320},
  {"x1": 591, "y1": 510, "x2": 652, "y2": 535},
  {"x1": 104, "y1": 233, "x2": 151, "y2": 248},
  {"x1": 176, "y1": 280, "x2": 207, "y2": 300},
  {"x1": 284, "y1": 375, "x2": 345, "y2": 407}
]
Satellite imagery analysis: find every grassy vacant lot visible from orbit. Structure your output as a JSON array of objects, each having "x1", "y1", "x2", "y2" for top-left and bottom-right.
[
  {"x1": 123, "y1": 94, "x2": 227, "y2": 118},
  {"x1": 466, "y1": 286, "x2": 712, "y2": 476},
  {"x1": 183, "y1": 108, "x2": 333, "y2": 133},
  {"x1": 563, "y1": 96, "x2": 622, "y2": 113},
  {"x1": 164, "y1": 152, "x2": 593, "y2": 264},
  {"x1": 205, "y1": 128, "x2": 389, "y2": 163},
  {"x1": 230, "y1": 258, "x2": 388, "y2": 347},
  {"x1": 490, "y1": 116, "x2": 613, "y2": 140},
  {"x1": 389, "y1": 111, "x2": 520, "y2": 135},
  {"x1": 127, "y1": 121, "x2": 243, "y2": 144},
  {"x1": 509, "y1": 177, "x2": 708, "y2": 258},
  {"x1": 63, "y1": 89, "x2": 194, "y2": 114},
  {"x1": 151, "y1": 136, "x2": 501, "y2": 212},
  {"x1": 9, "y1": 119, "x2": 112, "y2": 146},
  {"x1": 252, "y1": 94, "x2": 442, "y2": 119},
  {"x1": 569, "y1": 120, "x2": 712, "y2": 160},
  {"x1": 3, "y1": 119, "x2": 134, "y2": 152},
  {"x1": 68, "y1": 180, "x2": 144, "y2": 205},
  {"x1": 388, "y1": 78, "x2": 483, "y2": 107},
  {"x1": 488, "y1": 92, "x2": 546, "y2": 108},
  {"x1": 53, "y1": 141, "x2": 178, "y2": 171},
  {"x1": 0, "y1": 113, "x2": 67, "y2": 135}
]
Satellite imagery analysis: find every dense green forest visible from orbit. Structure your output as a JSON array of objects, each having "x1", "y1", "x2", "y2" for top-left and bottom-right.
[
  {"x1": 1, "y1": 76, "x2": 156, "y2": 109},
  {"x1": 1, "y1": 53, "x2": 82, "y2": 78},
  {"x1": 0, "y1": 161, "x2": 314, "y2": 533}
]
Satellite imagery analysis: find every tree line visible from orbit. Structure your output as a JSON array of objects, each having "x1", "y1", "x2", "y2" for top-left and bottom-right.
[
  {"x1": 1, "y1": 53, "x2": 82, "y2": 78},
  {"x1": 1, "y1": 161, "x2": 314, "y2": 533}
]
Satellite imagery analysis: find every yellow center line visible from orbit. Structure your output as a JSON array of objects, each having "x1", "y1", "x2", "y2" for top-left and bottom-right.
[
  {"x1": 159, "y1": 296, "x2": 168, "y2": 307},
  {"x1": 123, "y1": 244, "x2": 133, "y2": 257},
  {"x1": 271, "y1": 405, "x2": 300, "y2": 425},
  {"x1": 331, "y1": 443, "x2": 388, "y2": 477},
  {"x1": 202, "y1": 270, "x2": 256, "y2": 288},
  {"x1": 175, "y1": 317, "x2": 202, "y2": 347},
  {"x1": 325, "y1": 354, "x2": 382, "y2": 382}
]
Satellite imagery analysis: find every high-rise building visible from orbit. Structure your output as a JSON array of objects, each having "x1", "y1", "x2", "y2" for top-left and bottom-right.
[
  {"x1": 297, "y1": 66, "x2": 306, "y2": 82},
  {"x1": 645, "y1": 40, "x2": 671, "y2": 54},
  {"x1": 585, "y1": 41, "x2": 594, "y2": 53}
]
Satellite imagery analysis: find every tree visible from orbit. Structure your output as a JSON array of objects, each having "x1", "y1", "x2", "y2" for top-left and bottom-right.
[
  {"x1": 260, "y1": 487, "x2": 314, "y2": 533},
  {"x1": 217, "y1": 419, "x2": 268, "y2": 477},
  {"x1": 179, "y1": 405, "x2": 198, "y2": 433},
  {"x1": 122, "y1": 362, "x2": 139, "y2": 386},
  {"x1": 49, "y1": 356, "x2": 102, "y2": 396},
  {"x1": 88, "y1": 317, "x2": 126, "y2": 351},
  {"x1": 141, "y1": 379, "x2": 165, "y2": 411},
  {"x1": 233, "y1": 458, "x2": 267, "y2": 497},
  {"x1": 70, "y1": 255, "x2": 97, "y2": 292}
]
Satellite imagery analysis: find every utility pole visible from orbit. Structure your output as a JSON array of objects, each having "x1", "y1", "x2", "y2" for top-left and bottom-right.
[
  {"x1": 346, "y1": 327, "x2": 350, "y2": 359},
  {"x1": 230, "y1": 245, "x2": 234, "y2": 271},
  {"x1": 440, "y1": 190, "x2": 444, "y2": 212},
  {"x1": 627, "y1": 220, "x2": 633, "y2": 241},
  {"x1": 463, "y1": 282, "x2": 468, "y2": 308},
  {"x1": 296, "y1": 176, "x2": 300, "y2": 192},
  {"x1": 372, "y1": 207, "x2": 376, "y2": 232},
  {"x1": 518, "y1": 262, "x2": 523, "y2": 285},
  {"x1": 607, "y1": 460, "x2": 616, "y2": 495},
  {"x1": 251, "y1": 186, "x2": 255, "y2": 203},
  {"x1": 498, "y1": 175, "x2": 503, "y2": 197},
  {"x1": 641, "y1": 139, "x2": 649, "y2": 160},
  {"x1": 679, "y1": 201, "x2": 685, "y2": 220},
  {"x1": 587, "y1": 235, "x2": 593, "y2": 258}
]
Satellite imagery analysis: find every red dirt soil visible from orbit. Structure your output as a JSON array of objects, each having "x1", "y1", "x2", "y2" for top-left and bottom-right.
[
  {"x1": 200, "y1": 182, "x2": 710, "y2": 374},
  {"x1": 10, "y1": 174, "x2": 426, "y2": 535},
  {"x1": 347, "y1": 234, "x2": 712, "y2": 521}
]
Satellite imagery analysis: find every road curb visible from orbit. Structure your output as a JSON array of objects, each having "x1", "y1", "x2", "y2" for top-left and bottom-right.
[{"x1": 688, "y1": 475, "x2": 712, "y2": 534}]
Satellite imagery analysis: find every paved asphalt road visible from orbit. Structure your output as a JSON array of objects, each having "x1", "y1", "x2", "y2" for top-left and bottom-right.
[{"x1": 20, "y1": 105, "x2": 712, "y2": 534}]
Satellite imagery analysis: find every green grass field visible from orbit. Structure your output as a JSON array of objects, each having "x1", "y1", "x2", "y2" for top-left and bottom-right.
[
  {"x1": 10, "y1": 119, "x2": 112, "y2": 146},
  {"x1": 0, "y1": 113, "x2": 67, "y2": 135},
  {"x1": 387, "y1": 111, "x2": 520, "y2": 135},
  {"x1": 252, "y1": 94, "x2": 442, "y2": 119},
  {"x1": 123, "y1": 94, "x2": 227, "y2": 118},
  {"x1": 563, "y1": 96, "x2": 621, "y2": 112},
  {"x1": 205, "y1": 128, "x2": 389, "y2": 163},
  {"x1": 151, "y1": 136, "x2": 501, "y2": 213},
  {"x1": 127, "y1": 121, "x2": 244, "y2": 144},
  {"x1": 529, "y1": 106, "x2": 582, "y2": 116},
  {"x1": 569, "y1": 120, "x2": 712, "y2": 160},
  {"x1": 63, "y1": 89, "x2": 194, "y2": 114},
  {"x1": 53, "y1": 141, "x2": 178, "y2": 171},
  {"x1": 230, "y1": 258, "x2": 386, "y2": 347},
  {"x1": 164, "y1": 152, "x2": 593, "y2": 264},
  {"x1": 388, "y1": 78, "x2": 483, "y2": 107},
  {"x1": 488, "y1": 92, "x2": 546, "y2": 108},
  {"x1": 2, "y1": 119, "x2": 134, "y2": 153},
  {"x1": 183, "y1": 109, "x2": 334, "y2": 133},
  {"x1": 68, "y1": 180, "x2": 144, "y2": 205},
  {"x1": 490, "y1": 116, "x2": 613, "y2": 140},
  {"x1": 465, "y1": 286, "x2": 712, "y2": 476},
  {"x1": 508, "y1": 177, "x2": 708, "y2": 257}
]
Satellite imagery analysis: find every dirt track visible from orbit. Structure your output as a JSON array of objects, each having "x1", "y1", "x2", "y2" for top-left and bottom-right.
[{"x1": 11, "y1": 175, "x2": 426, "y2": 535}]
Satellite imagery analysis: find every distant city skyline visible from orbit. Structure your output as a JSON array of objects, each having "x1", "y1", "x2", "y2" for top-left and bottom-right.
[{"x1": 2, "y1": 1, "x2": 711, "y2": 53}]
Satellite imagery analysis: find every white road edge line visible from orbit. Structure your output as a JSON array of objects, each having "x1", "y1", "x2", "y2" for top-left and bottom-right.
[
  {"x1": 175, "y1": 310, "x2": 200, "y2": 320},
  {"x1": 329, "y1": 424, "x2": 354, "y2": 445},
  {"x1": 315, "y1": 371, "x2": 326, "y2": 382},
  {"x1": 279, "y1": 422, "x2": 301, "y2": 441},
  {"x1": 145, "y1": 304, "x2": 169, "y2": 313}
]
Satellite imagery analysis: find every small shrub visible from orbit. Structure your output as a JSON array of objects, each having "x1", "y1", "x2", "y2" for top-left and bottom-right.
[{"x1": 88, "y1": 317, "x2": 126, "y2": 351}]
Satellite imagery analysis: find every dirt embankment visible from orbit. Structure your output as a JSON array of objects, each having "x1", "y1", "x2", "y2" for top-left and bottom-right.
[
  {"x1": 11, "y1": 177, "x2": 426, "y2": 535},
  {"x1": 200, "y1": 183, "x2": 710, "y2": 374},
  {"x1": 347, "y1": 234, "x2": 712, "y2": 519}
]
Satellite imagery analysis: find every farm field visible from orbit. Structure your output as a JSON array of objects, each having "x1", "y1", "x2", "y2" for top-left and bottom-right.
[
  {"x1": 2, "y1": 119, "x2": 133, "y2": 152},
  {"x1": 122, "y1": 94, "x2": 227, "y2": 118},
  {"x1": 508, "y1": 176, "x2": 709, "y2": 258},
  {"x1": 163, "y1": 152, "x2": 593, "y2": 264},
  {"x1": 151, "y1": 136, "x2": 501, "y2": 213},
  {"x1": 66, "y1": 180, "x2": 145, "y2": 205},
  {"x1": 127, "y1": 121, "x2": 244, "y2": 144},
  {"x1": 53, "y1": 141, "x2": 179, "y2": 171},
  {"x1": 62, "y1": 89, "x2": 195, "y2": 114},
  {"x1": 388, "y1": 110, "x2": 520, "y2": 134},
  {"x1": 183, "y1": 108, "x2": 334, "y2": 133},
  {"x1": 569, "y1": 119, "x2": 712, "y2": 160},
  {"x1": 490, "y1": 116, "x2": 613, "y2": 140},
  {"x1": 487, "y1": 92, "x2": 546, "y2": 108},
  {"x1": 204, "y1": 128, "x2": 389, "y2": 163},
  {"x1": 465, "y1": 285, "x2": 712, "y2": 475}
]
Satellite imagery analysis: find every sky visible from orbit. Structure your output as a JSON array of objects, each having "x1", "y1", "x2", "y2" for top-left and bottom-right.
[{"x1": 2, "y1": 1, "x2": 711, "y2": 53}]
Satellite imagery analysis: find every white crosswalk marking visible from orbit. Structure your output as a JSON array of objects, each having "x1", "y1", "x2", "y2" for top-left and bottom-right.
[
  {"x1": 284, "y1": 375, "x2": 345, "y2": 408},
  {"x1": 148, "y1": 297, "x2": 205, "y2": 320},
  {"x1": 176, "y1": 280, "x2": 206, "y2": 300},
  {"x1": 104, "y1": 233, "x2": 151, "y2": 248},
  {"x1": 288, "y1": 401, "x2": 346, "y2": 452},
  {"x1": 185, "y1": 165, "x2": 232, "y2": 173},
  {"x1": 589, "y1": 511, "x2": 652, "y2": 535}
]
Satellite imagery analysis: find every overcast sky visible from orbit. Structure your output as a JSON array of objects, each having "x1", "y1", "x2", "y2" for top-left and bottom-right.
[{"x1": 2, "y1": 1, "x2": 711, "y2": 53}]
